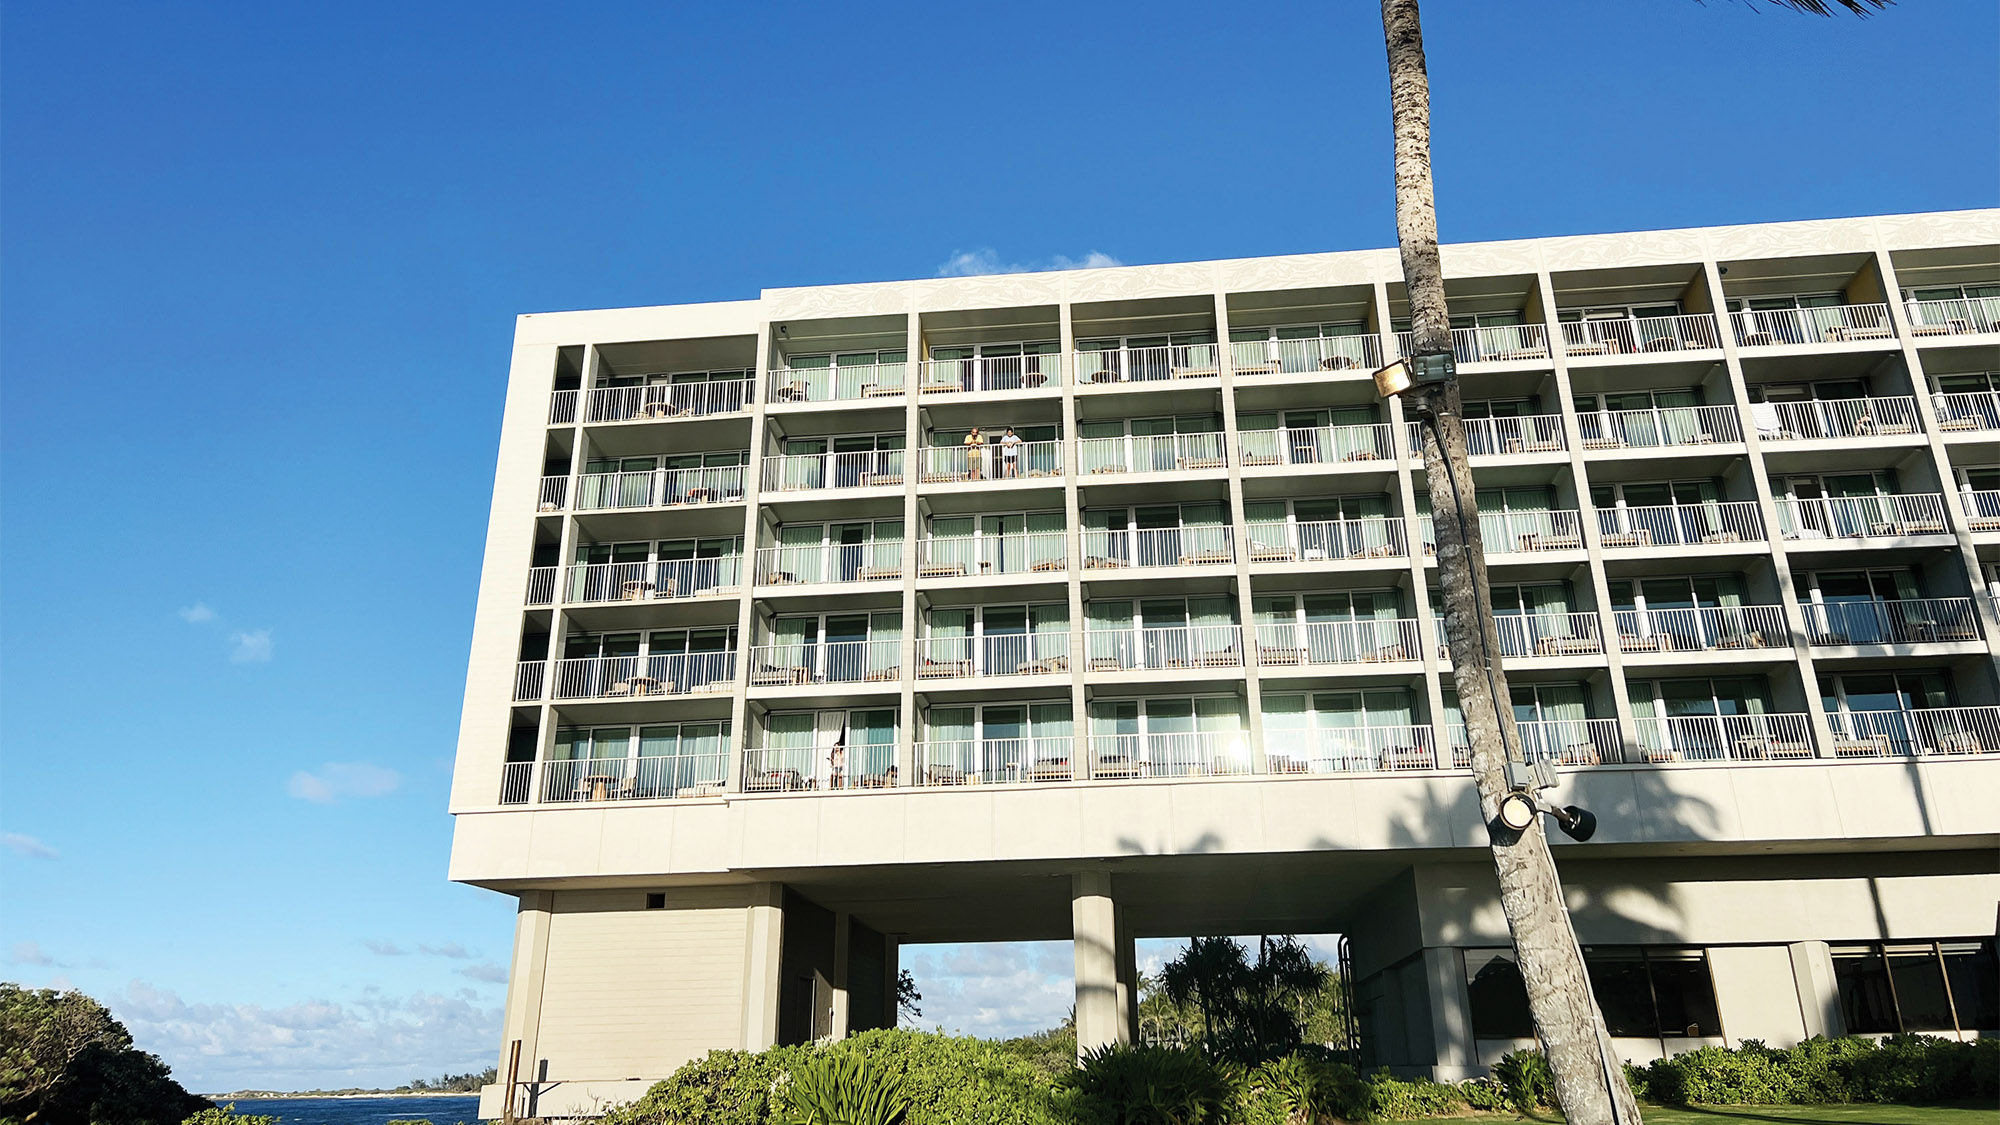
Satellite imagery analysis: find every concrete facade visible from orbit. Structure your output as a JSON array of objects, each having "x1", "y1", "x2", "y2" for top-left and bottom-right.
[{"x1": 456, "y1": 211, "x2": 2000, "y2": 1117}]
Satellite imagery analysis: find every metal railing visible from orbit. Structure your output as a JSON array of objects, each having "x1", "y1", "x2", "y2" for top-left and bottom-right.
[
  {"x1": 1732, "y1": 303, "x2": 1894, "y2": 346},
  {"x1": 1089, "y1": 731, "x2": 1253, "y2": 778},
  {"x1": 1421, "y1": 510, "x2": 1586, "y2": 555},
  {"x1": 1614, "y1": 605, "x2": 1789, "y2": 653},
  {"x1": 748, "y1": 639, "x2": 903, "y2": 686},
  {"x1": 1074, "y1": 342, "x2": 1222, "y2": 384},
  {"x1": 767, "y1": 362, "x2": 908, "y2": 404},
  {"x1": 1515, "y1": 718, "x2": 1625, "y2": 766},
  {"x1": 742, "y1": 743, "x2": 899, "y2": 791},
  {"x1": 1085, "y1": 624, "x2": 1245, "y2": 672},
  {"x1": 1559, "y1": 313, "x2": 1722, "y2": 356},
  {"x1": 537, "y1": 475, "x2": 569, "y2": 512},
  {"x1": 1263, "y1": 725, "x2": 1443, "y2": 774},
  {"x1": 1248, "y1": 516, "x2": 1407, "y2": 564},
  {"x1": 1933, "y1": 390, "x2": 2000, "y2": 434},
  {"x1": 1964, "y1": 490, "x2": 2000, "y2": 532},
  {"x1": 1597, "y1": 500, "x2": 1766, "y2": 548},
  {"x1": 920, "y1": 440, "x2": 1063, "y2": 482},
  {"x1": 917, "y1": 532, "x2": 1069, "y2": 578},
  {"x1": 1078, "y1": 432, "x2": 1229, "y2": 474},
  {"x1": 574, "y1": 465, "x2": 746, "y2": 510},
  {"x1": 1254, "y1": 619, "x2": 1422, "y2": 667},
  {"x1": 916, "y1": 633, "x2": 1071, "y2": 678},
  {"x1": 1081, "y1": 526, "x2": 1234, "y2": 569},
  {"x1": 1406, "y1": 414, "x2": 1566, "y2": 457},
  {"x1": 564, "y1": 557, "x2": 742, "y2": 602},
  {"x1": 1752, "y1": 396, "x2": 1921, "y2": 442},
  {"x1": 1829, "y1": 706, "x2": 2000, "y2": 757},
  {"x1": 525, "y1": 566, "x2": 557, "y2": 606},
  {"x1": 1906, "y1": 296, "x2": 2000, "y2": 337},
  {"x1": 1393, "y1": 324, "x2": 1551, "y2": 365},
  {"x1": 1240, "y1": 424, "x2": 1393, "y2": 466},
  {"x1": 1634, "y1": 712, "x2": 1816, "y2": 762},
  {"x1": 587, "y1": 378, "x2": 751, "y2": 421},
  {"x1": 914, "y1": 736, "x2": 1076, "y2": 785},
  {"x1": 916, "y1": 354, "x2": 1064, "y2": 394},
  {"x1": 514, "y1": 661, "x2": 546, "y2": 701},
  {"x1": 499, "y1": 761, "x2": 533, "y2": 804},
  {"x1": 759, "y1": 449, "x2": 905, "y2": 492},
  {"x1": 544, "y1": 753, "x2": 730, "y2": 802},
  {"x1": 1228, "y1": 334, "x2": 1382, "y2": 375},
  {"x1": 551, "y1": 652, "x2": 736, "y2": 699},
  {"x1": 1774, "y1": 493, "x2": 1949, "y2": 541},
  {"x1": 754, "y1": 544, "x2": 904, "y2": 586},
  {"x1": 1579, "y1": 404, "x2": 1742, "y2": 449},
  {"x1": 548, "y1": 389, "x2": 578, "y2": 425},
  {"x1": 1804, "y1": 597, "x2": 1981, "y2": 646},
  {"x1": 1436, "y1": 612, "x2": 1602, "y2": 659}
]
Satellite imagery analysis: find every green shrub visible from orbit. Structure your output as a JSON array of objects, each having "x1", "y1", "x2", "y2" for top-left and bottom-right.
[
  {"x1": 1491, "y1": 1048, "x2": 1553, "y2": 1110},
  {"x1": 1361, "y1": 1070, "x2": 1467, "y2": 1120},
  {"x1": 1844, "y1": 1034, "x2": 1977, "y2": 1104},
  {"x1": 1241, "y1": 1054, "x2": 1369, "y2": 1124},
  {"x1": 1453, "y1": 1076, "x2": 1509, "y2": 1111},
  {"x1": 182, "y1": 1108, "x2": 280, "y2": 1125},
  {"x1": 1640, "y1": 1034, "x2": 1994, "y2": 1108},
  {"x1": 1066, "y1": 1044, "x2": 1239, "y2": 1125},
  {"x1": 782, "y1": 1051, "x2": 909, "y2": 1125}
]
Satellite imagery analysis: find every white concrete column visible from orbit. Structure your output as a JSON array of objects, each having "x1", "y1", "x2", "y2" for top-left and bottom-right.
[
  {"x1": 742, "y1": 883, "x2": 785, "y2": 1049},
  {"x1": 1058, "y1": 297, "x2": 1091, "y2": 779},
  {"x1": 1421, "y1": 946, "x2": 1475, "y2": 1079},
  {"x1": 1788, "y1": 940, "x2": 1846, "y2": 1039},
  {"x1": 831, "y1": 909, "x2": 852, "y2": 1039},
  {"x1": 1212, "y1": 288, "x2": 1266, "y2": 772},
  {"x1": 498, "y1": 891, "x2": 554, "y2": 1101},
  {"x1": 728, "y1": 324, "x2": 778, "y2": 792},
  {"x1": 1073, "y1": 870, "x2": 1128, "y2": 1057},
  {"x1": 899, "y1": 307, "x2": 924, "y2": 784}
]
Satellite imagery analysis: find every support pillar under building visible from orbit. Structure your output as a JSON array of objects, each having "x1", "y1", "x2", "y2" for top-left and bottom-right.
[{"x1": 1073, "y1": 870, "x2": 1133, "y2": 1057}]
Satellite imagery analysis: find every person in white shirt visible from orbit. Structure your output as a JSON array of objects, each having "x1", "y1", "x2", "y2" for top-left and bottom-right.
[{"x1": 1000, "y1": 427, "x2": 1023, "y2": 478}]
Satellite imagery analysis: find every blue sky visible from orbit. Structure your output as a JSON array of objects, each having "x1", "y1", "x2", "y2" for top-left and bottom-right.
[{"x1": 2, "y1": 0, "x2": 1993, "y2": 1093}]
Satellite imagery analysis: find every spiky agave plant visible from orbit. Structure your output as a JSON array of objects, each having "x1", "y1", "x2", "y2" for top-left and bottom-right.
[{"x1": 781, "y1": 1050, "x2": 911, "y2": 1125}]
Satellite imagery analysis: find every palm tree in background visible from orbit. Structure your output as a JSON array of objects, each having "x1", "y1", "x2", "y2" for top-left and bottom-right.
[{"x1": 1377, "y1": 1, "x2": 1885, "y2": 1122}]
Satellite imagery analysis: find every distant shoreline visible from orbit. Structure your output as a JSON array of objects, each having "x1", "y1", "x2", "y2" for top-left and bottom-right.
[{"x1": 207, "y1": 1091, "x2": 478, "y2": 1100}]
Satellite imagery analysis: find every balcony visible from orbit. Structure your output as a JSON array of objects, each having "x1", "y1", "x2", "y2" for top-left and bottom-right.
[
  {"x1": 916, "y1": 355, "x2": 1063, "y2": 395},
  {"x1": 748, "y1": 640, "x2": 902, "y2": 687},
  {"x1": 1752, "y1": 396, "x2": 1920, "y2": 442},
  {"x1": 549, "y1": 390, "x2": 578, "y2": 425},
  {"x1": 916, "y1": 532, "x2": 1068, "y2": 579},
  {"x1": 526, "y1": 566, "x2": 557, "y2": 606},
  {"x1": 743, "y1": 742, "x2": 899, "y2": 792},
  {"x1": 759, "y1": 449, "x2": 905, "y2": 493},
  {"x1": 920, "y1": 441, "x2": 1062, "y2": 483},
  {"x1": 1965, "y1": 490, "x2": 2000, "y2": 533},
  {"x1": 1805, "y1": 597, "x2": 1982, "y2": 646},
  {"x1": 1560, "y1": 314, "x2": 1722, "y2": 357},
  {"x1": 914, "y1": 736, "x2": 1076, "y2": 786},
  {"x1": 1580, "y1": 405, "x2": 1742, "y2": 450},
  {"x1": 544, "y1": 652, "x2": 736, "y2": 701},
  {"x1": 1241, "y1": 424, "x2": 1393, "y2": 467},
  {"x1": 1082, "y1": 526, "x2": 1234, "y2": 570},
  {"x1": 1255, "y1": 619, "x2": 1422, "y2": 667},
  {"x1": 1775, "y1": 494, "x2": 1949, "y2": 542},
  {"x1": 1596, "y1": 501, "x2": 1766, "y2": 548},
  {"x1": 559, "y1": 557, "x2": 743, "y2": 604},
  {"x1": 1247, "y1": 517, "x2": 1408, "y2": 565},
  {"x1": 1935, "y1": 391, "x2": 2000, "y2": 435},
  {"x1": 573, "y1": 465, "x2": 747, "y2": 511},
  {"x1": 767, "y1": 361, "x2": 908, "y2": 404},
  {"x1": 1075, "y1": 342, "x2": 1222, "y2": 385},
  {"x1": 1090, "y1": 731, "x2": 1253, "y2": 779},
  {"x1": 1264, "y1": 725, "x2": 1445, "y2": 774},
  {"x1": 1906, "y1": 297, "x2": 2000, "y2": 338},
  {"x1": 1421, "y1": 510, "x2": 1586, "y2": 556},
  {"x1": 1634, "y1": 712, "x2": 1816, "y2": 763},
  {"x1": 1614, "y1": 605, "x2": 1789, "y2": 654},
  {"x1": 1408, "y1": 415, "x2": 1566, "y2": 457},
  {"x1": 1732, "y1": 304, "x2": 1894, "y2": 347},
  {"x1": 1436, "y1": 612, "x2": 1603, "y2": 660},
  {"x1": 513, "y1": 660, "x2": 545, "y2": 702},
  {"x1": 1229, "y1": 334, "x2": 1381, "y2": 375},
  {"x1": 1828, "y1": 706, "x2": 2000, "y2": 757},
  {"x1": 755, "y1": 544, "x2": 904, "y2": 587},
  {"x1": 1078, "y1": 432, "x2": 1228, "y2": 475},
  {"x1": 586, "y1": 378, "x2": 751, "y2": 422},
  {"x1": 1515, "y1": 718, "x2": 1625, "y2": 766},
  {"x1": 1392, "y1": 324, "x2": 1551, "y2": 365},
  {"x1": 508, "y1": 751, "x2": 731, "y2": 805},
  {"x1": 1085, "y1": 624, "x2": 1245, "y2": 672},
  {"x1": 915, "y1": 633, "x2": 1070, "y2": 679},
  {"x1": 537, "y1": 475, "x2": 568, "y2": 512}
]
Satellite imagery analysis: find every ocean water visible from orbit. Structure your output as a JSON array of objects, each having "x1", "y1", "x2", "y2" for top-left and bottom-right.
[{"x1": 219, "y1": 1095, "x2": 483, "y2": 1125}]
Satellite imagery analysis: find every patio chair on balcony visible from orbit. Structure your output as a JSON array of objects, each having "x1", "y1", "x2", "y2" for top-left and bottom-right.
[
  {"x1": 1909, "y1": 319, "x2": 1971, "y2": 337},
  {"x1": 1619, "y1": 632, "x2": 1667, "y2": 653},
  {"x1": 1179, "y1": 548, "x2": 1234, "y2": 566},
  {"x1": 857, "y1": 565, "x2": 903, "y2": 581},
  {"x1": 1178, "y1": 454, "x2": 1228, "y2": 470},
  {"x1": 1031, "y1": 758, "x2": 1073, "y2": 782},
  {"x1": 752, "y1": 664, "x2": 811, "y2": 686},
  {"x1": 1533, "y1": 635, "x2": 1600, "y2": 657},
  {"x1": 1968, "y1": 514, "x2": 2000, "y2": 532},
  {"x1": 1093, "y1": 755, "x2": 1140, "y2": 779},
  {"x1": 1383, "y1": 745, "x2": 1436, "y2": 770},
  {"x1": 1242, "y1": 450, "x2": 1284, "y2": 467},
  {"x1": 1016, "y1": 654, "x2": 1068, "y2": 674},
  {"x1": 745, "y1": 769, "x2": 812, "y2": 792},
  {"x1": 1504, "y1": 437, "x2": 1565, "y2": 454},
  {"x1": 917, "y1": 658, "x2": 973, "y2": 680},
  {"x1": 1599, "y1": 529, "x2": 1654, "y2": 548},
  {"x1": 924, "y1": 765, "x2": 968, "y2": 786},
  {"x1": 1258, "y1": 645, "x2": 1304, "y2": 666},
  {"x1": 1249, "y1": 541, "x2": 1297, "y2": 563},
  {"x1": 863, "y1": 665, "x2": 901, "y2": 682},
  {"x1": 1030, "y1": 557, "x2": 1069, "y2": 572},
  {"x1": 919, "y1": 561, "x2": 968, "y2": 578},
  {"x1": 1833, "y1": 734, "x2": 1893, "y2": 757},
  {"x1": 1519, "y1": 531, "x2": 1584, "y2": 551},
  {"x1": 1367, "y1": 643, "x2": 1412, "y2": 662},
  {"x1": 1195, "y1": 645, "x2": 1242, "y2": 668},
  {"x1": 858, "y1": 766, "x2": 899, "y2": 789},
  {"x1": 772, "y1": 381, "x2": 810, "y2": 402}
]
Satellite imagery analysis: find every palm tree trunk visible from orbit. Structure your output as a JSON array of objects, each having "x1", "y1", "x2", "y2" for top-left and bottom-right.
[{"x1": 1379, "y1": 3, "x2": 1640, "y2": 1123}]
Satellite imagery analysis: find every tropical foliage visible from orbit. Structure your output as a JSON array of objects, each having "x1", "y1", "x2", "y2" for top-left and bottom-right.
[
  {"x1": 0, "y1": 982, "x2": 211, "y2": 1125},
  {"x1": 1154, "y1": 937, "x2": 1339, "y2": 1064},
  {"x1": 782, "y1": 1050, "x2": 910, "y2": 1125}
]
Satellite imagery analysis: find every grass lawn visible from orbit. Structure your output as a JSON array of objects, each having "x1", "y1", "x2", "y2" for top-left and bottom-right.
[{"x1": 1423, "y1": 1104, "x2": 1998, "y2": 1125}]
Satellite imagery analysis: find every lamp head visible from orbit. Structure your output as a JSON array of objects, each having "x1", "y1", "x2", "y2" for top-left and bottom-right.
[{"x1": 1372, "y1": 350, "x2": 1455, "y2": 400}]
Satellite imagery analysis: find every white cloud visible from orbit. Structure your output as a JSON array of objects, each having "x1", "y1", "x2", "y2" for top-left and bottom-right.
[
  {"x1": 420, "y1": 942, "x2": 473, "y2": 960},
  {"x1": 363, "y1": 940, "x2": 406, "y2": 956},
  {"x1": 287, "y1": 763, "x2": 402, "y2": 804},
  {"x1": 8, "y1": 940, "x2": 63, "y2": 967},
  {"x1": 457, "y1": 962, "x2": 509, "y2": 984},
  {"x1": 903, "y1": 942, "x2": 1075, "y2": 1038},
  {"x1": 178, "y1": 602, "x2": 218, "y2": 624},
  {"x1": 937, "y1": 248, "x2": 1123, "y2": 278},
  {"x1": 2, "y1": 832, "x2": 57, "y2": 859},
  {"x1": 229, "y1": 629, "x2": 273, "y2": 663}
]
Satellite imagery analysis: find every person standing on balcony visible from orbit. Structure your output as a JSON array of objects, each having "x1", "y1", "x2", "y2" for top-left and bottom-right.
[
  {"x1": 963, "y1": 427, "x2": 984, "y2": 480},
  {"x1": 1000, "y1": 426, "x2": 1022, "y2": 478}
]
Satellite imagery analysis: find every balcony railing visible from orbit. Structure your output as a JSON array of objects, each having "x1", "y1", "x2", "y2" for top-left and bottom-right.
[
  {"x1": 1264, "y1": 725, "x2": 1444, "y2": 773},
  {"x1": 548, "y1": 390, "x2": 578, "y2": 425},
  {"x1": 1828, "y1": 706, "x2": 2000, "y2": 757},
  {"x1": 574, "y1": 465, "x2": 747, "y2": 510},
  {"x1": 1089, "y1": 731, "x2": 1253, "y2": 779},
  {"x1": 920, "y1": 441, "x2": 1063, "y2": 482},
  {"x1": 1597, "y1": 500, "x2": 1766, "y2": 548},
  {"x1": 748, "y1": 640, "x2": 903, "y2": 686},
  {"x1": 499, "y1": 761, "x2": 533, "y2": 804},
  {"x1": 1241, "y1": 424, "x2": 1392, "y2": 467},
  {"x1": 917, "y1": 532, "x2": 1069, "y2": 578},
  {"x1": 916, "y1": 633, "x2": 1070, "y2": 679},
  {"x1": 914, "y1": 736, "x2": 1076, "y2": 785},
  {"x1": 755, "y1": 544, "x2": 904, "y2": 586},
  {"x1": 767, "y1": 362, "x2": 908, "y2": 404},
  {"x1": 1081, "y1": 526, "x2": 1234, "y2": 569},
  {"x1": 1964, "y1": 490, "x2": 2000, "y2": 532},
  {"x1": 1934, "y1": 390, "x2": 2000, "y2": 434},
  {"x1": 1229, "y1": 334, "x2": 1382, "y2": 375},
  {"x1": 1075, "y1": 342, "x2": 1222, "y2": 385},
  {"x1": 1393, "y1": 324, "x2": 1551, "y2": 365},
  {"x1": 540, "y1": 752, "x2": 730, "y2": 803},
  {"x1": 1434, "y1": 612, "x2": 1602, "y2": 660},
  {"x1": 759, "y1": 450, "x2": 905, "y2": 492},
  {"x1": 537, "y1": 475, "x2": 569, "y2": 512},
  {"x1": 916, "y1": 355, "x2": 1064, "y2": 394},
  {"x1": 1614, "y1": 605, "x2": 1789, "y2": 653},
  {"x1": 563, "y1": 557, "x2": 742, "y2": 603},
  {"x1": 1560, "y1": 314, "x2": 1722, "y2": 356},
  {"x1": 1408, "y1": 415, "x2": 1566, "y2": 457},
  {"x1": 587, "y1": 378, "x2": 751, "y2": 422},
  {"x1": 1078, "y1": 432, "x2": 1228, "y2": 474},
  {"x1": 1085, "y1": 625, "x2": 1244, "y2": 672},
  {"x1": 1580, "y1": 404, "x2": 1742, "y2": 449},
  {"x1": 514, "y1": 661, "x2": 546, "y2": 702},
  {"x1": 1752, "y1": 396, "x2": 1920, "y2": 442},
  {"x1": 1906, "y1": 297, "x2": 2000, "y2": 338},
  {"x1": 1247, "y1": 516, "x2": 1407, "y2": 564},
  {"x1": 742, "y1": 743, "x2": 899, "y2": 791},
  {"x1": 1805, "y1": 597, "x2": 1981, "y2": 646},
  {"x1": 1515, "y1": 718, "x2": 1626, "y2": 766},
  {"x1": 1255, "y1": 619, "x2": 1421, "y2": 667},
  {"x1": 1634, "y1": 712, "x2": 1816, "y2": 762},
  {"x1": 526, "y1": 566, "x2": 557, "y2": 606},
  {"x1": 1774, "y1": 493, "x2": 1949, "y2": 541},
  {"x1": 550, "y1": 652, "x2": 736, "y2": 700},
  {"x1": 1421, "y1": 510, "x2": 1586, "y2": 555},
  {"x1": 1732, "y1": 303, "x2": 1894, "y2": 347}
]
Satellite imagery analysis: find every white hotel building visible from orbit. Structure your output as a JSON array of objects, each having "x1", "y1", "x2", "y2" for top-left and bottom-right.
[{"x1": 451, "y1": 211, "x2": 2000, "y2": 1117}]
